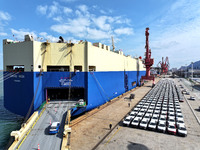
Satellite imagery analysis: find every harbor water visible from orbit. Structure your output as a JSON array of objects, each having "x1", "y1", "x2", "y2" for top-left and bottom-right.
[{"x1": 0, "y1": 72, "x2": 23, "y2": 150}]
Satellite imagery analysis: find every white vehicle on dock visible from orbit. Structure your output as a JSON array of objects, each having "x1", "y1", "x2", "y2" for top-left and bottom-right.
[
  {"x1": 131, "y1": 119, "x2": 140, "y2": 127},
  {"x1": 139, "y1": 119, "x2": 148, "y2": 129},
  {"x1": 189, "y1": 96, "x2": 195, "y2": 100},
  {"x1": 123, "y1": 116, "x2": 133, "y2": 126},
  {"x1": 177, "y1": 125, "x2": 187, "y2": 137},
  {"x1": 157, "y1": 121, "x2": 166, "y2": 133},
  {"x1": 148, "y1": 120, "x2": 157, "y2": 130}
]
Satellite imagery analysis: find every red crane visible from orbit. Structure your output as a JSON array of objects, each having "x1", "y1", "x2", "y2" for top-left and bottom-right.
[
  {"x1": 141, "y1": 27, "x2": 155, "y2": 86},
  {"x1": 158, "y1": 57, "x2": 169, "y2": 74}
]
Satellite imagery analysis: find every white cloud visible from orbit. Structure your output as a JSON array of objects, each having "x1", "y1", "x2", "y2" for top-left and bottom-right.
[
  {"x1": 11, "y1": 29, "x2": 37, "y2": 40},
  {"x1": 63, "y1": 7, "x2": 72, "y2": 14},
  {"x1": 0, "y1": 11, "x2": 11, "y2": 21},
  {"x1": 46, "y1": 2, "x2": 133, "y2": 41},
  {"x1": 53, "y1": 16, "x2": 63, "y2": 22},
  {"x1": 86, "y1": 28, "x2": 111, "y2": 40},
  {"x1": 48, "y1": 1, "x2": 60, "y2": 18},
  {"x1": 100, "y1": 10, "x2": 106, "y2": 14},
  {"x1": 51, "y1": 17, "x2": 90, "y2": 36},
  {"x1": 39, "y1": 32, "x2": 59, "y2": 42},
  {"x1": 0, "y1": 32, "x2": 8, "y2": 36},
  {"x1": 114, "y1": 27, "x2": 133, "y2": 35},
  {"x1": 36, "y1": 5, "x2": 48, "y2": 15},
  {"x1": 92, "y1": 16, "x2": 112, "y2": 31},
  {"x1": 77, "y1": 5, "x2": 88, "y2": 13}
]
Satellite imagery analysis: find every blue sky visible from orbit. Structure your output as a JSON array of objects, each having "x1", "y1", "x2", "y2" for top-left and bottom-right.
[{"x1": 0, "y1": 0, "x2": 200, "y2": 70}]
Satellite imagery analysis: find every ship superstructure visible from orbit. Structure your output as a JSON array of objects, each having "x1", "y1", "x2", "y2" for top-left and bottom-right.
[{"x1": 3, "y1": 35, "x2": 145, "y2": 117}]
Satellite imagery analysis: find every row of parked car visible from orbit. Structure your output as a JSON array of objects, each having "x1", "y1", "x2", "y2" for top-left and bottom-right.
[{"x1": 123, "y1": 79, "x2": 187, "y2": 137}]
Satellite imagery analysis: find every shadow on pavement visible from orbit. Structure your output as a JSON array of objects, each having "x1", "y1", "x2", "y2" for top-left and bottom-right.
[
  {"x1": 127, "y1": 141, "x2": 149, "y2": 150},
  {"x1": 44, "y1": 125, "x2": 50, "y2": 135},
  {"x1": 194, "y1": 108, "x2": 200, "y2": 112}
]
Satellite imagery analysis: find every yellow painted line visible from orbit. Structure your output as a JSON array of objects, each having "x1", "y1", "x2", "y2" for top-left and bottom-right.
[
  {"x1": 104, "y1": 126, "x2": 121, "y2": 147},
  {"x1": 16, "y1": 107, "x2": 46, "y2": 150}
]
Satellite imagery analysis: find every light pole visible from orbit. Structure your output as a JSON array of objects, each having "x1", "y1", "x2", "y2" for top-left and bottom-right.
[
  {"x1": 191, "y1": 62, "x2": 193, "y2": 79},
  {"x1": 185, "y1": 64, "x2": 187, "y2": 78}
]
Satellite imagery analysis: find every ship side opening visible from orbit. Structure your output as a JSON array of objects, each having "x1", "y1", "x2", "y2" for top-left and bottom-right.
[
  {"x1": 6, "y1": 65, "x2": 24, "y2": 72},
  {"x1": 47, "y1": 88, "x2": 85, "y2": 102}
]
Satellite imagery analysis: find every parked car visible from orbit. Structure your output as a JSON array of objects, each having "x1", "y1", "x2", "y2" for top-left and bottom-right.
[
  {"x1": 177, "y1": 125, "x2": 187, "y2": 137},
  {"x1": 182, "y1": 90, "x2": 187, "y2": 94},
  {"x1": 148, "y1": 120, "x2": 157, "y2": 130},
  {"x1": 186, "y1": 92, "x2": 190, "y2": 95},
  {"x1": 139, "y1": 119, "x2": 148, "y2": 129},
  {"x1": 176, "y1": 114, "x2": 184, "y2": 121},
  {"x1": 189, "y1": 96, "x2": 195, "y2": 100},
  {"x1": 157, "y1": 122, "x2": 166, "y2": 133},
  {"x1": 49, "y1": 122, "x2": 60, "y2": 134},
  {"x1": 123, "y1": 116, "x2": 133, "y2": 126},
  {"x1": 167, "y1": 123, "x2": 176, "y2": 135},
  {"x1": 176, "y1": 120, "x2": 185, "y2": 128},
  {"x1": 131, "y1": 119, "x2": 140, "y2": 128}
]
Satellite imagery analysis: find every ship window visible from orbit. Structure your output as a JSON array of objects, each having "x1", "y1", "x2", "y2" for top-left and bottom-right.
[
  {"x1": 47, "y1": 66, "x2": 69, "y2": 72},
  {"x1": 74, "y1": 66, "x2": 82, "y2": 72},
  {"x1": 7, "y1": 65, "x2": 24, "y2": 72},
  {"x1": 89, "y1": 66, "x2": 96, "y2": 72}
]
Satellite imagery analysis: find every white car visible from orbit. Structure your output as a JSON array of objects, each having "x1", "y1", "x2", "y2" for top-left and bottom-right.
[
  {"x1": 134, "y1": 114, "x2": 143, "y2": 121},
  {"x1": 133, "y1": 107, "x2": 140, "y2": 111},
  {"x1": 176, "y1": 120, "x2": 185, "y2": 128},
  {"x1": 157, "y1": 122, "x2": 166, "y2": 133},
  {"x1": 131, "y1": 119, "x2": 140, "y2": 127},
  {"x1": 143, "y1": 115, "x2": 151, "y2": 122},
  {"x1": 153, "y1": 112, "x2": 159, "y2": 118},
  {"x1": 176, "y1": 114, "x2": 184, "y2": 121},
  {"x1": 130, "y1": 111, "x2": 137, "y2": 116},
  {"x1": 177, "y1": 125, "x2": 187, "y2": 137},
  {"x1": 176, "y1": 110, "x2": 182, "y2": 116},
  {"x1": 139, "y1": 119, "x2": 148, "y2": 129},
  {"x1": 168, "y1": 117, "x2": 176, "y2": 125},
  {"x1": 167, "y1": 123, "x2": 176, "y2": 135},
  {"x1": 168, "y1": 113, "x2": 175, "y2": 119},
  {"x1": 151, "y1": 116, "x2": 158, "y2": 123},
  {"x1": 148, "y1": 120, "x2": 157, "y2": 130},
  {"x1": 189, "y1": 96, "x2": 195, "y2": 100},
  {"x1": 123, "y1": 116, "x2": 133, "y2": 126}
]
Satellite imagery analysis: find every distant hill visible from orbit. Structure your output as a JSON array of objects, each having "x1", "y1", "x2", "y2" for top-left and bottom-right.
[
  {"x1": 179, "y1": 60, "x2": 200, "y2": 70},
  {"x1": 187, "y1": 60, "x2": 200, "y2": 69}
]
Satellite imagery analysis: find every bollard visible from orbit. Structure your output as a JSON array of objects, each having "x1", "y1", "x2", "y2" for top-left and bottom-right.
[{"x1": 38, "y1": 144, "x2": 40, "y2": 150}]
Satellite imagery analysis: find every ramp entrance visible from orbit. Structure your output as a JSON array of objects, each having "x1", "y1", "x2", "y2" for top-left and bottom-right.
[{"x1": 47, "y1": 88, "x2": 85, "y2": 101}]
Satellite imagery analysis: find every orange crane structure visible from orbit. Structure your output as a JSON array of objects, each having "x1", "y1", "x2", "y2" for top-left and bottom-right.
[
  {"x1": 141, "y1": 27, "x2": 155, "y2": 86},
  {"x1": 158, "y1": 57, "x2": 169, "y2": 74}
]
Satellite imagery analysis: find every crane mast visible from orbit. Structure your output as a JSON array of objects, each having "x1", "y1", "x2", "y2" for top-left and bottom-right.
[{"x1": 141, "y1": 27, "x2": 155, "y2": 86}]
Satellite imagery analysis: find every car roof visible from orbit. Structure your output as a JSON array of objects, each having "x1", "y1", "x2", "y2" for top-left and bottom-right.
[{"x1": 51, "y1": 122, "x2": 60, "y2": 127}]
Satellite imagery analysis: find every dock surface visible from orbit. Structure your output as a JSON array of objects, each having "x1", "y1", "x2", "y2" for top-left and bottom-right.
[
  {"x1": 96, "y1": 78, "x2": 200, "y2": 150},
  {"x1": 70, "y1": 79, "x2": 159, "y2": 150}
]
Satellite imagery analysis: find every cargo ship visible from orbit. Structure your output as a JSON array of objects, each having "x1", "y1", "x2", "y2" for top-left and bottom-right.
[{"x1": 3, "y1": 35, "x2": 146, "y2": 117}]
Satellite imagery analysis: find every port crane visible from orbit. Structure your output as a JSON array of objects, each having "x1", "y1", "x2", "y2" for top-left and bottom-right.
[
  {"x1": 141, "y1": 27, "x2": 155, "y2": 86},
  {"x1": 157, "y1": 57, "x2": 169, "y2": 74}
]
